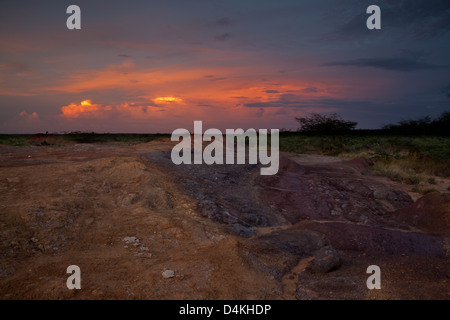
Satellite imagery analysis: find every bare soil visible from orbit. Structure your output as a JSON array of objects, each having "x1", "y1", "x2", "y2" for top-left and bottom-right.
[{"x1": 0, "y1": 139, "x2": 448, "y2": 299}]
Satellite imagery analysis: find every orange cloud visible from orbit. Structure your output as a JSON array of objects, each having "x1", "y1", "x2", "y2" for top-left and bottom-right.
[
  {"x1": 60, "y1": 100, "x2": 107, "y2": 118},
  {"x1": 0, "y1": 110, "x2": 47, "y2": 134},
  {"x1": 60, "y1": 99, "x2": 172, "y2": 121},
  {"x1": 153, "y1": 96, "x2": 183, "y2": 104},
  {"x1": 47, "y1": 60, "x2": 345, "y2": 113},
  {"x1": 52, "y1": 60, "x2": 351, "y2": 132},
  {"x1": 19, "y1": 111, "x2": 39, "y2": 119}
]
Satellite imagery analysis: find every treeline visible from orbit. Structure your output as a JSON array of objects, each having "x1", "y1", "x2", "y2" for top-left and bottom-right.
[
  {"x1": 292, "y1": 111, "x2": 450, "y2": 136},
  {"x1": 381, "y1": 112, "x2": 450, "y2": 136}
]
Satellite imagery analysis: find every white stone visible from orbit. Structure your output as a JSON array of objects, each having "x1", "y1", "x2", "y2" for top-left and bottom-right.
[{"x1": 162, "y1": 270, "x2": 175, "y2": 278}]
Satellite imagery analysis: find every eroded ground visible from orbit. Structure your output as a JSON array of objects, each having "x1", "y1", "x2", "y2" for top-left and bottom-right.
[{"x1": 0, "y1": 139, "x2": 448, "y2": 299}]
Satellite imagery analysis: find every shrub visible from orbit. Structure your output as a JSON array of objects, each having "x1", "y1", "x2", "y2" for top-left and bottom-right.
[{"x1": 295, "y1": 113, "x2": 357, "y2": 134}]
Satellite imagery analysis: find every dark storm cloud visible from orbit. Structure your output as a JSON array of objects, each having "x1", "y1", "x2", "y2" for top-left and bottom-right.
[
  {"x1": 333, "y1": 0, "x2": 450, "y2": 39},
  {"x1": 333, "y1": 11, "x2": 371, "y2": 38},
  {"x1": 208, "y1": 77, "x2": 227, "y2": 81},
  {"x1": 1, "y1": 0, "x2": 449, "y2": 133},
  {"x1": 391, "y1": 0, "x2": 450, "y2": 37},
  {"x1": 323, "y1": 57, "x2": 449, "y2": 71},
  {"x1": 244, "y1": 95, "x2": 367, "y2": 110},
  {"x1": 204, "y1": 75, "x2": 227, "y2": 81},
  {"x1": 264, "y1": 88, "x2": 319, "y2": 95}
]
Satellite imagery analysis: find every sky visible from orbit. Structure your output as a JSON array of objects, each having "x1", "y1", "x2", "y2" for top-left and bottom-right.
[{"x1": 0, "y1": 0, "x2": 449, "y2": 133}]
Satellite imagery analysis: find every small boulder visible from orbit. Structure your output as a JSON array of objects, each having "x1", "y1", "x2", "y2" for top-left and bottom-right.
[{"x1": 162, "y1": 270, "x2": 175, "y2": 278}]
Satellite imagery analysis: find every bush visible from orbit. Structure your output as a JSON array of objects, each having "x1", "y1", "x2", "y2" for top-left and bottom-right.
[
  {"x1": 295, "y1": 113, "x2": 357, "y2": 134},
  {"x1": 382, "y1": 111, "x2": 450, "y2": 136}
]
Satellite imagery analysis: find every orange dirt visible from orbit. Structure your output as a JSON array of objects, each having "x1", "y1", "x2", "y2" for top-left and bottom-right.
[{"x1": 0, "y1": 140, "x2": 448, "y2": 299}]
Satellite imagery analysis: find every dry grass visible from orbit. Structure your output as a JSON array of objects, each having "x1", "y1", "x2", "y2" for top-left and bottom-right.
[{"x1": 280, "y1": 133, "x2": 450, "y2": 195}]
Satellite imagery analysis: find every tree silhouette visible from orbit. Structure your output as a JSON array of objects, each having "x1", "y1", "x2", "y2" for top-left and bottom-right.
[
  {"x1": 382, "y1": 111, "x2": 450, "y2": 135},
  {"x1": 295, "y1": 113, "x2": 357, "y2": 134}
]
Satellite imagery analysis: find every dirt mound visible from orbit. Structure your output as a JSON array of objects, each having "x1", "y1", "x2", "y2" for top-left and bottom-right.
[
  {"x1": 28, "y1": 134, "x2": 62, "y2": 146},
  {"x1": 0, "y1": 151, "x2": 283, "y2": 299}
]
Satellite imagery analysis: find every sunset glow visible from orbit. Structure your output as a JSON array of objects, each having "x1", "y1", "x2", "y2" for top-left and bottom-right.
[
  {"x1": 61, "y1": 100, "x2": 105, "y2": 119},
  {"x1": 0, "y1": 1, "x2": 448, "y2": 133},
  {"x1": 153, "y1": 97, "x2": 183, "y2": 104}
]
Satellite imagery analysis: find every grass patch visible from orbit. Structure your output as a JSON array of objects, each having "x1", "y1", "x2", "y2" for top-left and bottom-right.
[
  {"x1": 370, "y1": 161, "x2": 425, "y2": 185},
  {"x1": 0, "y1": 133, "x2": 171, "y2": 146},
  {"x1": 279, "y1": 132, "x2": 450, "y2": 194},
  {"x1": 0, "y1": 135, "x2": 32, "y2": 146},
  {"x1": 57, "y1": 132, "x2": 171, "y2": 144},
  {"x1": 411, "y1": 185, "x2": 438, "y2": 195}
]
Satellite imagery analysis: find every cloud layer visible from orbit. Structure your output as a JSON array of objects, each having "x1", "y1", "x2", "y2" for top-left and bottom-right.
[{"x1": 0, "y1": 0, "x2": 449, "y2": 133}]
